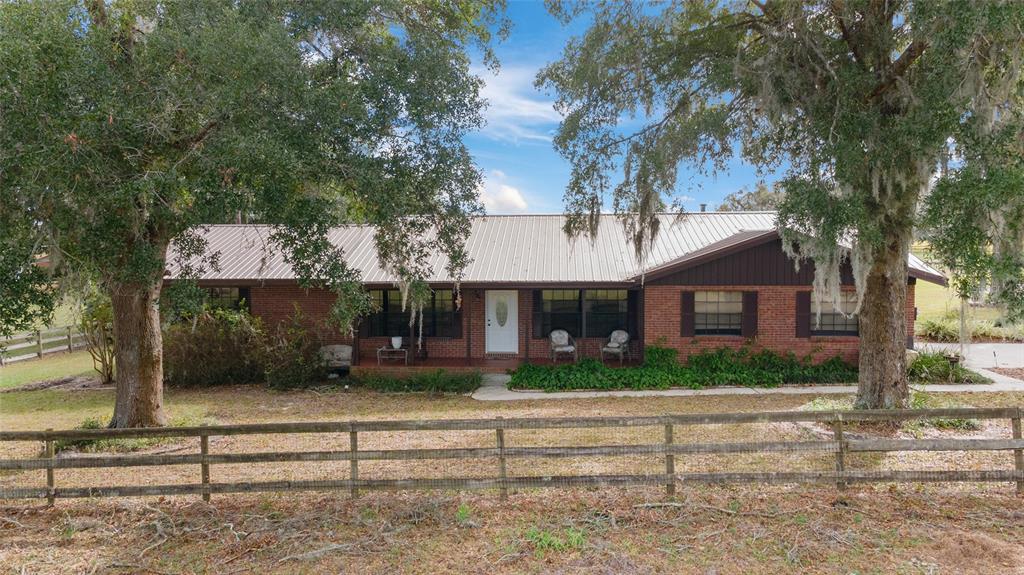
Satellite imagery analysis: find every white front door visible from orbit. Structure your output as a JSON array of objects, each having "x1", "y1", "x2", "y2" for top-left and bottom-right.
[{"x1": 485, "y1": 290, "x2": 518, "y2": 354}]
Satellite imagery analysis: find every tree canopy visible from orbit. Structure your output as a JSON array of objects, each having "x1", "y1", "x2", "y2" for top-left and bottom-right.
[
  {"x1": 0, "y1": 0, "x2": 506, "y2": 425},
  {"x1": 718, "y1": 182, "x2": 784, "y2": 212},
  {"x1": 539, "y1": 0, "x2": 1024, "y2": 408}
]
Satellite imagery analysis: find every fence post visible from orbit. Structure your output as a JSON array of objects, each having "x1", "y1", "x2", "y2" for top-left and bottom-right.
[
  {"x1": 495, "y1": 417, "x2": 508, "y2": 501},
  {"x1": 200, "y1": 435, "x2": 210, "y2": 503},
  {"x1": 349, "y1": 423, "x2": 359, "y2": 498},
  {"x1": 67, "y1": 326, "x2": 73, "y2": 353},
  {"x1": 833, "y1": 414, "x2": 846, "y2": 492},
  {"x1": 44, "y1": 429, "x2": 55, "y2": 506},
  {"x1": 36, "y1": 330, "x2": 43, "y2": 358},
  {"x1": 1013, "y1": 408, "x2": 1022, "y2": 495},
  {"x1": 664, "y1": 423, "x2": 675, "y2": 496}
]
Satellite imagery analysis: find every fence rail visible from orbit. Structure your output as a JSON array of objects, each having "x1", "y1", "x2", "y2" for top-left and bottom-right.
[
  {"x1": 1, "y1": 407, "x2": 1021, "y2": 503},
  {"x1": 0, "y1": 325, "x2": 87, "y2": 365}
]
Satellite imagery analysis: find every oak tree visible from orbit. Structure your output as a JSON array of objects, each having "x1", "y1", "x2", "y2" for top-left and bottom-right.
[
  {"x1": 0, "y1": 0, "x2": 505, "y2": 426},
  {"x1": 539, "y1": 0, "x2": 1024, "y2": 408}
]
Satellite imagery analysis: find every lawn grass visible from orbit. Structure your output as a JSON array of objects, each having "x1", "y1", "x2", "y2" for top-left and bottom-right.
[
  {"x1": 0, "y1": 351, "x2": 95, "y2": 390},
  {"x1": 1, "y1": 385, "x2": 1023, "y2": 574}
]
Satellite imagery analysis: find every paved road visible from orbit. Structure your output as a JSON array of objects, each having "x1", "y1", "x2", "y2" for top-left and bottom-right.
[
  {"x1": 472, "y1": 372, "x2": 1024, "y2": 401},
  {"x1": 917, "y1": 342, "x2": 1024, "y2": 369}
]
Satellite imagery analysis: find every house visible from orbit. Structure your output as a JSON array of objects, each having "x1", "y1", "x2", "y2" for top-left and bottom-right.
[{"x1": 167, "y1": 212, "x2": 945, "y2": 371}]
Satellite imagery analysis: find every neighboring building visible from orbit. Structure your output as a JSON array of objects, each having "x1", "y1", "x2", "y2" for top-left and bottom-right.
[{"x1": 166, "y1": 213, "x2": 944, "y2": 369}]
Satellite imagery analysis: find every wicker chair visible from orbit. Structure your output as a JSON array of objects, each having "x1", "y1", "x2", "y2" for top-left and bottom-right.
[
  {"x1": 549, "y1": 329, "x2": 578, "y2": 363},
  {"x1": 601, "y1": 330, "x2": 631, "y2": 365}
]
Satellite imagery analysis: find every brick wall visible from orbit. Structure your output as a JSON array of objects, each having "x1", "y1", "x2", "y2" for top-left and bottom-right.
[
  {"x1": 246, "y1": 281, "x2": 919, "y2": 366},
  {"x1": 250, "y1": 284, "x2": 473, "y2": 360},
  {"x1": 643, "y1": 283, "x2": 917, "y2": 364}
]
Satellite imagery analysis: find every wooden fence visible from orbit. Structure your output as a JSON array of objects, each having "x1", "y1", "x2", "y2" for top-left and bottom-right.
[
  {"x1": 1, "y1": 407, "x2": 1021, "y2": 504},
  {"x1": 0, "y1": 325, "x2": 87, "y2": 365}
]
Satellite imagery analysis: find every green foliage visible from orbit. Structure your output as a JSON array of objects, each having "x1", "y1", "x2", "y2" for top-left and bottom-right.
[
  {"x1": 352, "y1": 369, "x2": 481, "y2": 394},
  {"x1": 264, "y1": 307, "x2": 327, "y2": 390},
  {"x1": 163, "y1": 307, "x2": 267, "y2": 387},
  {"x1": 509, "y1": 346, "x2": 858, "y2": 392},
  {"x1": 53, "y1": 415, "x2": 210, "y2": 453},
  {"x1": 524, "y1": 526, "x2": 586, "y2": 558},
  {"x1": 0, "y1": 0, "x2": 507, "y2": 422},
  {"x1": 455, "y1": 503, "x2": 474, "y2": 526},
  {"x1": 907, "y1": 352, "x2": 991, "y2": 385},
  {"x1": 79, "y1": 286, "x2": 115, "y2": 385},
  {"x1": 917, "y1": 310, "x2": 1024, "y2": 343},
  {"x1": 539, "y1": 0, "x2": 1024, "y2": 408},
  {"x1": 717, "y1": 182, "x2": 784, "y2": 212}
]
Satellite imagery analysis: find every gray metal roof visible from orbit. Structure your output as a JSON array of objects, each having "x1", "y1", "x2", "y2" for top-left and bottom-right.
[{"x1": 167, "y1": 213, "x2": 944, "y2": 284}]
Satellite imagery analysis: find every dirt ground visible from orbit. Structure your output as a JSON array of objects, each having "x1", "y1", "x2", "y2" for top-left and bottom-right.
[
  {"x1": 2, "y1": 386, "x2": 1024, "y2": 573},
  {"x1": 992, "y1": 368, "x2": 1024, "y2": 381}
]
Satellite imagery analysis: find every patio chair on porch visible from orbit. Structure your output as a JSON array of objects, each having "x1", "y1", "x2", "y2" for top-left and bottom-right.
[
  {"x1": 600, "y1": 330, "x2": 631, "y2": 365},
  {"x1": 549, "y1": 329, "x2": 578, "y2": 363}
]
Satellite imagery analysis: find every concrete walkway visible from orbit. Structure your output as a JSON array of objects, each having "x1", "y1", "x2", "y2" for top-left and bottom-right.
[
  {"x1": 917, "y1": 342, "x2": 1024, "y2": 369},
  {"x1": 471, "y1": 372, "x2": 1024, "y2": 401}
]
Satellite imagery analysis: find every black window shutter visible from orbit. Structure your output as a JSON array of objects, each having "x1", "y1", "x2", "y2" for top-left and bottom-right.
[
  {"x1": 680, "y1": 291, "x2": 695, "y2": 337},
  {"x1": 627, "y1": 290, "x2": 639, "y2": 337},
  {"x1": 795, "y1": 291, "x2": 811, "y2": 338},
  {"x1": 532, "y1": 290, "x2": 544, "y2": 339},
  {"x1": 741, "y1": 291, "x2": 758, "y2": 338}
]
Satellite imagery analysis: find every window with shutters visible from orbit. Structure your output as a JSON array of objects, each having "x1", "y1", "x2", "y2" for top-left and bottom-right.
[
  {"x1": 812, "y1": 292, "x2": 859, "y2": 335},
  {"x1": 694, "y1": 291, "x2": 743, "y2": 335}
]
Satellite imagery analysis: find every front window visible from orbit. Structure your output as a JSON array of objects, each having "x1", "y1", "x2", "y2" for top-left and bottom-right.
[
  {"x1": 363, "y1": 289, "x2": 460, "y2": 337},
  {"x1": 538, "y1": 289, "x2": 582, "y2": 338},
  {"x1": 205, "y1": 287, "x2": 249, "y2": 311},
  {"x1": 694, "y1": 291, "x2": 742, "y2": 335},
  {"x1": 812, "y1": 292, "x2": 859, "y2": 335},
  {"x1": 585, "y1": 289, "x2": 628, "y2": 337}
]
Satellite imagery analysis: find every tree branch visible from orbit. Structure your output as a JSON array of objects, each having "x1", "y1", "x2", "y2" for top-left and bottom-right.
[{"x1": 868, "y1": 39, "x2": 928, "y2": 101}]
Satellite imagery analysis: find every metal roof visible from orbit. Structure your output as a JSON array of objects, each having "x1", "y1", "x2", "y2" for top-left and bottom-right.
[{"x1": 166, "y1": 213, "x2": 945, "y2": 285}]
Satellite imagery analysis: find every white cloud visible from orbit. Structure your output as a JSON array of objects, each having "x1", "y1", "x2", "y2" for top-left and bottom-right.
[
  {"x1": 478, "y1": 170, "x2": 529, "y2": 213},
  {"x1": 475, "y1": 65, "x2": 561, "y2": 144}
]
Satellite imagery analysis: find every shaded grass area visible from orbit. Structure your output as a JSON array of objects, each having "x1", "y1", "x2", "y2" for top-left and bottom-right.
[
  {"x1": 54, "y1": 414, "x2": 215, "y2": 454},
  {"x1": 908, "y1": 352, "x2": 992, "y2": 384},
  {"x1": 802, "y1": 392, "x2": 982, "y2": 432},
  {"x1": 349, "y1": 369, "x2": 482, "y2": 393},
  {"x1": 0, "y1": 351, "x2": 95, "y2": 390}
]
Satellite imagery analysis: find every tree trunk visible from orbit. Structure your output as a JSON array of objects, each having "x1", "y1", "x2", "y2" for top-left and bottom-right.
[
  {"x1": 109, "y1": 279, "x2": 168, "y2": 427},
  {"x1": 855, "y1": 232, "x2": 911, "y2": 409}
]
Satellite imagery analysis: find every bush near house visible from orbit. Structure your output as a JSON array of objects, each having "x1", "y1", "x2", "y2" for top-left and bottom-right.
[
  {"x1": 510, "y1": 346, "x2": 859, "y2": 392},
  {"x1": 511, "y1": 346, "x2": 990, "y2": 392},
  {"x1": 163, "y1": 308, "x2": 267, "y2": 387}
]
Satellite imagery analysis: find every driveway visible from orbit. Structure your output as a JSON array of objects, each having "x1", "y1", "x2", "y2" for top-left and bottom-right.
[{"x1": 917, "y1": 342, "x2": 1024, "y2": 369}]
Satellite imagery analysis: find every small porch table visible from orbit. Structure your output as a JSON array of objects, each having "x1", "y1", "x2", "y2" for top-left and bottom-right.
[{"x1": 376, "y1": 347, "x2": 409, "y2": 365}]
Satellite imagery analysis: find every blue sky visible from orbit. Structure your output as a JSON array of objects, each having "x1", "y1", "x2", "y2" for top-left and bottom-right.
[{"x1": 467, "y1": 1, "x2": 777, "y2": 214}]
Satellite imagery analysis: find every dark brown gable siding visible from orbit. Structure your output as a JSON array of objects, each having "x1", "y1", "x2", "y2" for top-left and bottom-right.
[{"x1": 647, "y1": 240, "x2": 855, "y2": 286}]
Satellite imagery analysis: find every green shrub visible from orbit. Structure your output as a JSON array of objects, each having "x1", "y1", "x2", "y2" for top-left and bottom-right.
[
  {"x1": 917, "y1": 310, "x2": 1024, "y2": 342},
  {"x1": 509, "y1": 346, "x2": 858, "y2": 392},
  {"x1": 264, "y1": 307, "x2": 327, "y2": 390},
  {"x1": 163, "y1": 307, "x2": 267, "y2": 387},
  {"x1": 352, "y1": 369, "x2": 481, "y2": 393},
  {"x1": 907, "y1": 352, "x2": 991, "y2": 384}
]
